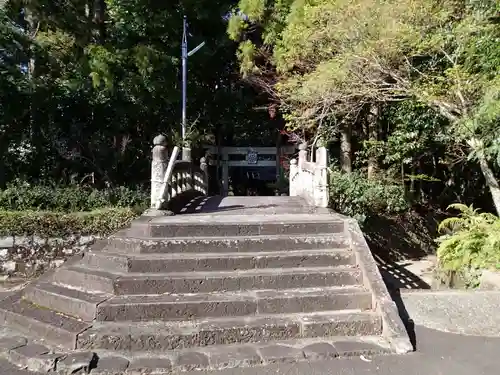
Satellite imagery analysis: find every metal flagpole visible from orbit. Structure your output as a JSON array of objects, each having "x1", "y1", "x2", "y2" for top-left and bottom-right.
[
  {"x1": 180, "y1": 16, "x2": 205, "y2": 161},
  {"x1": 181, "y1": 16, "x2": 188, "y2": 160}
]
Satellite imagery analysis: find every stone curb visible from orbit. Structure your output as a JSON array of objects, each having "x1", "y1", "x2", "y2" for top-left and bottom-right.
[
  {"x1": 0, "y1": 332, "x2": 393, "y2": 374},
  {"x1": 347, "y1": 219, "x2": 414, "y2": 354}
]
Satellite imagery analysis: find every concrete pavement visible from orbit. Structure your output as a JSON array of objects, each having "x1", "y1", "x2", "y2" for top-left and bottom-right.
[{"x1": 400, "y1": 290, "x2": 500, "y2": 337}]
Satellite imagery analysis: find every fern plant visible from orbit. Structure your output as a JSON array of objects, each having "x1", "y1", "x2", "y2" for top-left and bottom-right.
[{"x1": 436, "y1": 204, "x2": 500, "y2": 273}]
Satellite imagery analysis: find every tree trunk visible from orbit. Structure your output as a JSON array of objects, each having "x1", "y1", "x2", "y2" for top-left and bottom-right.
[
  {"x1": 86, "y1": 0, "x2": 94, "y2": 44},
  {"x1": 478, "y1": 154, "x2": 500, "y2": 216},
  {"x1": 367, "y1": 104, "x2": 380, "y2": 179},
  {"x1": 0, "y1": 136, "x2": 5, "y2": 188},
  {"x1": 468, "y1": 138, "x2": 500, "y2": 216},
  {"x1": 95, "y1": 0, "x2": 106, "y2": 44},
  {"x1": 340, "y1": 122, "x2": 352, "y2": 173},
  {"x1": 24, "y1": 8, "x2": 43, "y2": 178}
]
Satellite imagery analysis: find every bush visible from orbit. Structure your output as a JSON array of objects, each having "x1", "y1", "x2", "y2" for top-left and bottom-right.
[
  {"x1": 436, "y1": 204, "x2": 500, "y2": 278},
  {"x1": 328, "y1": 169, "x2": 410, "y2": 222},
  {"x1": 0, "y1": 208, "x2": 139, "y2": 237},
  {"x1": 0, "y1": 181, "x2": 149, "y2": 212}
]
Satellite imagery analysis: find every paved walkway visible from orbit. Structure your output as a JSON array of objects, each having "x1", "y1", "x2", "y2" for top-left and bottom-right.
[
  {"x1": 400, "y1": 290, "x2": 500, "y2": 337},
  {"x1": 179, "y1": 196, "x2": 327, "y2": 215}
]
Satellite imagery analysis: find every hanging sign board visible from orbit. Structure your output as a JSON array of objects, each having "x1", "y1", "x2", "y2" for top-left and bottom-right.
[{"x1": 246, "y1": 151, "x2": 258, "y2": 164}]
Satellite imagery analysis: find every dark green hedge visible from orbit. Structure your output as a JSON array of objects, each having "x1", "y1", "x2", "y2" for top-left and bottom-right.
[
  {"x1": 0, "y1": 208, "x2": 139, "y2": 237},
  {"x1": 328, "y1": 169, "x2": 410, "y2": 223},
  {"x1": 0, "y1": 181, "x2": 149, "y2": 212}
]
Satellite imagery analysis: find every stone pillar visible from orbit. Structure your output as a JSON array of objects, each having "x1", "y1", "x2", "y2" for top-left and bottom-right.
[
  {"x1": 316, "y1": 147, "x2": 327, "y2": 167},
  {"x1": 289, "y1": 159, "x2": 298, "y2": 197},
  {"x1": 182, "y1": 147, "x2": 191, "y2": 162},
  {"x1": 298, "y1": 143, "x2": 308, "y2": 168},
  {"x1": 200, "y1": 157, "x2": 208, "y2": 195},
  {"x1": 315, "y1": 147, "x2": 329, "y2": 208},
  {"x1": 297, "y1": 143, "x2": 308, "y2": 202},
  {"x1": 151, "y1": 135, "x2": 168, "y2": 208}
]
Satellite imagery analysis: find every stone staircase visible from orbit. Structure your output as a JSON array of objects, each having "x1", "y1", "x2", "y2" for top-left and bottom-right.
[{"x1": 0, "y1": 201, "x2": 412, "y2": 373}]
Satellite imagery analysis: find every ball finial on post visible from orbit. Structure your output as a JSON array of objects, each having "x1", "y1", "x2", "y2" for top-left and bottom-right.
[{"x1": 153, "y1": 134, "x2": 167, "y2": 147}]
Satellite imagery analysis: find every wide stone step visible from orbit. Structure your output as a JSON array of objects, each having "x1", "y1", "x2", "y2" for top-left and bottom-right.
[
  {"x1": 107, "y1": 233, "x2": 349, "y2": 254},
  {"x1": 52, "y1": 265, "x2": 362, "y2": 295},
  {"x1": 96, "y1": 286, "x2": 372, "y2": 321},
  {"x1": 84, "y1": 248, "x2": 355, "y2": 273},
  {"x1": 0, "y1": 336, "x2": 391, "y2": 374},
  {"x1": 132, "y1": 214, "x2": 344, "y2": 237},
  {"x1": 24, "y1": 282, "x2": 111, "y2": 321},
  {"x1": 82, "y1": 336, "x2": 390, "y2": 373},
  {"x1": 77, "y1": 310, "x2": 382, "y2": 351},
  {"x1": 51, "y1": 266, "x2": 117, "y2": 294},
  {"x1": 107, "y1": 337, "x2": 389, "y2": 372},
  {"x1": 0, "y1": 294, "x2": 91, "y2": 349}
]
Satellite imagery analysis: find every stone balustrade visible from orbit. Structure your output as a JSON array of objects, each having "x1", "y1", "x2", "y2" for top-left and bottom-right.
[
  {"x1": 289, "y1": 143, "x2": 329, "y2": 208},
  {"x1": 151, "y1": 135, "x2": 208, "y2": 210}
]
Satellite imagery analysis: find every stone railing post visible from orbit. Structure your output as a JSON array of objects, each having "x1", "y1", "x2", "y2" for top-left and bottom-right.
[
  {"x1": 316, "y1": 146, "x2": 327, "y2": 167},
  {"x1": 200, "y1": 156, "x2": 208, "y2": 195},
  {"x1": 182, "y1": 146, "x2": 191, "y2": 162},
  {"x1": 289, "y1": 142, "x2": 330, "y2": 208},
  {"x1": 151, "y1": 135, "x2": 168, "y2": 208},
  {"x1": 289, "y1": 159, "x2": 298, "y2": 197},
  {"x1": 315, "y1": 147, "x2": 329, "y2": 208},
  {"x1": 298, "y1": 142, "x2": 308, "y2": 168}
]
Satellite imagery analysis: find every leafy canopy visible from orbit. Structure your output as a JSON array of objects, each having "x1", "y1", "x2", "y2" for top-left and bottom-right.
[{"x1": 229, "y1": 0, "x2": 500, "y2": 164}]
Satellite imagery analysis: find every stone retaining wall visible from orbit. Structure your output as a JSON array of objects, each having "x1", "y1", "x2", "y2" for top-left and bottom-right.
[
  {"x1": 433, "y1": 267, "x2": 500, "y2": 290},
  {"x1": 0, "y1": 236, "x2": 99, "y2": 280}
]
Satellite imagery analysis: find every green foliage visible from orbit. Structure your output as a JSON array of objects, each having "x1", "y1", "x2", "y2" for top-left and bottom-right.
[
  {"x1": 0, "y1": 207, "x2": 138, "y2": 237},
  {"x1": 227, "y1": 13, "x2": 244, "y2": 42},
  {"x1": 0, "y1": 182, "x2": 149, "y2": 212},
  {"x1": 239, "y1": 0, "x2": 267, "y2": 21},
  {"x1": 381, "y1": 101, "x2": 450, "y2": 167},
  {"x1": 231, "y1": 0, "x2": 451, "y2": 122},
  {"x1": 230, "y1": 0, "x2": 500, "y2": 150},
  {"x1": 414, "y1": 5, "x2": 500, "y2": 165},
  {"x1": 236, "y1": 40, "x2": 259, "y2": 76},
  {"x1": 1, "y1": 0, "x2": 274, "y2": 188},
  {"x1": 328, "y1": 169, "x2": 410, "y2": 223},
  {"x1": 436, "y1": 204, "x2": 500, "y2": 273}
]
